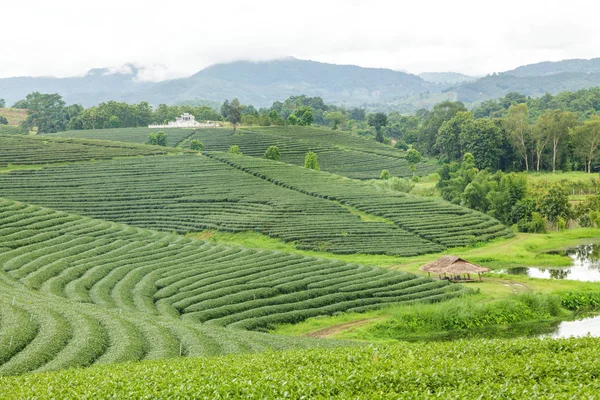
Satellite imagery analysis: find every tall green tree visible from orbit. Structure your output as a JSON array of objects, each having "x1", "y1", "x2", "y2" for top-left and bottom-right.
[
  {"x1": 504, "y1": 103, "x2": 531, "y2": 171},
  {"x1": 20, "y1": 92, "x2": 67, "y2": 133},
  {"x1": 460, "y1": 118, "x2": 504, "y2": 170},
  {"x1": 536, "y1": 110, "x2": 578, "y2": 172},
  {"x1": 228, "y1": 99, "x2": 242, "y2": 134},
  {"x1": 421, "y1": 101, "x2": 467, "y2": 154},
  {"x1": 435, "y1": 111, "x2": 472, "y2": 161},
  {"x1": 324, "y1": 111, "x2": 345, "y2": 130},
  {"x1": 368, "y1": 113, "x2": 388, "y2": 143},
  {"x1": 573, "y1": 115, "x2": 600, "y2": 173},
  {"x1": 0, "y1": 99, "x2": 5, "y2": 108}
]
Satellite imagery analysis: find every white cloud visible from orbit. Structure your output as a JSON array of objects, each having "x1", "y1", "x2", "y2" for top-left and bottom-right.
[{"x1": 0, "y1": 0, "x2": 599, "y2": 79}]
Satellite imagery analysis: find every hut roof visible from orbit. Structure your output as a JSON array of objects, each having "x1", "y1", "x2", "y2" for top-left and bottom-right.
[{"x1": 419, "y1": 256, "x2": 490, "y2": 274}]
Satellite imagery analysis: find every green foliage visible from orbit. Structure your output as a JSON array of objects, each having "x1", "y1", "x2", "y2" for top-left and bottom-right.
[
  {"x1": 146, "y1": 131, "x2": 167, "y2": 146},
  {"x1": 264, "y1": 146, "x2": 280, "y2": 161},
  {"x1": 405, "y1": 148, "x2": 422, "y2": 166},
  {"x1": 538, "y1": 184, "x2": 571, "y2": 224},
  {"x1": 303, "y1": 151, "x2": 320, "y2": 171},
  {"x1": 228, "y1": 99, "x2": 242, "y2": 134},
  {"x1": 293, "y1": 106, "x2": 314, "y2": 126},
  {"x1": 367, "y1": 113, "x2": 388, "y2": 142},
  {"x1": 365, "y1": 293, "x2": 563, "y2": 337},
  {"x1": 4, "y1": 337, "x2": 600, "y2": 399},
  {"x1": 287, "y1": 114, "x2": 298, "y2": 125},
  {"x1": 20, "y1": 92, "x2": 69, "y2": 134},
  {"x1": 0, "y1": 98, "x2": 5, "y2": 108},
  {"x1": 324, "y1": 111, "x2": 345, "y2": 130},
  {"x1": 379, "y1": 169, "x2": 390, "y2": 180},
  {"x1": 228, "y1": 145, "x2": 242, "y2": 155},
  {"x1": 560, "y1": 291, "x2": 600, "y2": 311},
  {"x1": 189, "y1": 140, "x2": 204, "y2": 151},
  {"x1": 0, "y1": 116, "x2": 8, "y2": 125}
]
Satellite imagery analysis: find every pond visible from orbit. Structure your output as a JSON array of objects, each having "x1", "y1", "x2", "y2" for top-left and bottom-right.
[
  {"x1": 541, "y1": 315, "x2": 600, "y2": 339},
  {"x1": 496, "y1": 243, "x2": 600, "y2": 282}
]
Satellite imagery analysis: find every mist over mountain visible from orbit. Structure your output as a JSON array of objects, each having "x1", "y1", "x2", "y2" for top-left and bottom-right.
[{"x1": 2, "y1": 57, "x2": 600, "y2": 109}]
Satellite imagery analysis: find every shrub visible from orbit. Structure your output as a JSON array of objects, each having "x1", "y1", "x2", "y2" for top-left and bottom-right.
[
  {"x1": 228, "y1": 145, "x2": 242, "y2": 155},
  {"x1": 304, "y1": 151, "x2": 319, "y2": 171},
  {"x1": 189, "y1": 140, "x2": 204, "y2": 151},
  {"x1": 264, "y1": 146, "x2": 280, "y2": 161},
  {"x1": 380, "y1": 170, "x2": 390, "y2": 180}
]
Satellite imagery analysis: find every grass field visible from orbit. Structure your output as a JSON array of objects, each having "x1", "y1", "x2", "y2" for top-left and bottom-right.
[
  {"x1": 2, "y1": 338, "x2": 599, "y2": 399},
  {"x1": 0, "y1": 108, "x2": 27, "y2": 126}
]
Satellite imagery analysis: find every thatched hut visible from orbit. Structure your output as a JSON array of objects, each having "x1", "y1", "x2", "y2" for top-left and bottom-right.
[{"x1": 420, "y1": 256, "x2": 490, "y2": 282}]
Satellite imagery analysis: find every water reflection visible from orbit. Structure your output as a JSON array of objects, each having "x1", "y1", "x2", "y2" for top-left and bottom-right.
[
  {"x1": 541, "y1": 315, "x2": 600, "y2": 339},
  {"x1": 497, "y1": 242, "x2": 600, "y2": 282}
]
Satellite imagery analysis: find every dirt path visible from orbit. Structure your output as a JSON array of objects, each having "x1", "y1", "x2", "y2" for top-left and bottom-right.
[{"x1": 305, "y1": 318, "x2": 384, "y2": 338}]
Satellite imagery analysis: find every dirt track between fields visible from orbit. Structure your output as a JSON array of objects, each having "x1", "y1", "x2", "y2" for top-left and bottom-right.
[{"x1": 305, "y1": 318, "x2": 384, "y2": 338}]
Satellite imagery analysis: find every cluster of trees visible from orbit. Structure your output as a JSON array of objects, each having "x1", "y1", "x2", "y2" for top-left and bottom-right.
[
  {"x1": 438, "y1": 153, "x2": 600, "y2": 232},
  {"x1": 7, "y1": 92, "x2": 223, "y2": 133},
  {"x1": 387, "y1": 97, "x2": 600, "y2": 174}
]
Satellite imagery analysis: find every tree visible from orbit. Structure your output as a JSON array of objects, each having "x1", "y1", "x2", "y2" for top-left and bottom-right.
[
  {"x1": 535, "y1": 110, "x2": 578, "y2": 172},
  {"x1": 108, "y1": 115, "x2": 120, "y2": 128},
  {"x1": 435, "y1": 111, "x2": 472, "y2": 161},
  {"x1": 368, "y1": 113, "x2": 388, "y2": 143},
  {"x1": 380, "y1": 169, "x2": 391, "y2": 180},
  {"x1": 294, "y1": 106, "x2": 314, "y2": 126},
  {"x1": 405, "y1": 148, "x2": 422, "y2": 166},
  {"x1": 538, "y1": 184, "x2": 571, "y2": 225},
  {"x1": 287, "y1": 114, "x2": 298, "y2": 125},
  {"x1": 147, "y1": 131, "x2": 167, "y2": 146},
  {"x1": 20, "y1": 92, "x2": 67, "y2": 133},
  {"x1": 264, "y1": 146, "x2": 281, "y2": 161},
  {"x1": 12, "y1": 99, "x2": 29, "y2": 109},
  {"x1": 228, "y1": 145, "x2": 242, "y2": 155},
  {"x1": 324, "y1": 111, "x2": 345, "y2": 130},
  {"x1": 304, "y1": 151, "x2": 320, "y2": 170},
  {"x1": 504, "y1": 103, "x2": 530, "y2": 171},
  {"x1": 0, "y1": 99, "x2": 5, "y2": 108},
  {"x1": 228, "y1": 99, "x2": 242, "y2": 134},
  {"x1": 189, "y1": 140, "x2": 204, "y2": 151},
  {"x1": 0, "y1": 116, "x2": 8, "y2": 125},
  {"x1": 421, "y1": 101, "x2": 467, "y2": 154},
  {"x1": 460, "y1": 118, "x2": 504, "y2": 170},
  {"x1": 349, "y1": 108, "x2": 366, "y2": 121},
  {"x1": 573, "y1": 116, "x2": 600, "y2": 173},
  {"x1": 220, "y1": 100, "x2": 231, "y2": 119}
]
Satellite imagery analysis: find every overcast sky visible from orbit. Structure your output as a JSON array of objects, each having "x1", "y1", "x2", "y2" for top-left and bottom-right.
[{"x1": 1, "y1": 0, "x2": 599, "y2": 80}]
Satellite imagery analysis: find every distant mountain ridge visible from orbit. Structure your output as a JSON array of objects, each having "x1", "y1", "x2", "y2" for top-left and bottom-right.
[
  {"x1": 2, "y1": 56, "x2": 600, "y2": 109},
  {"x1": 0, "y1": 58, "x2": 436, "y2": 108}
]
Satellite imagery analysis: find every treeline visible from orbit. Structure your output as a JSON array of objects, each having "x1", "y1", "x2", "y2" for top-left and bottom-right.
[
  {"x1": 389, "y1": 94, "x2": 600, "y2": 174},
  {"x1": 438, "y1": 153, "x2": 600, "y2": 232},
  {"x1": 8, "y1": 92, "x2": 222, "y2": 133}
]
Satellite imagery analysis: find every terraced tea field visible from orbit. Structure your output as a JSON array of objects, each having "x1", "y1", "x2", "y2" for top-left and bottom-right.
[
  {"x1": 0, "y1": 135, "x2": 177, "y2": 168},
  {"x1": 52, "y1": 125, "x2": 438, "y2": 178},
  {"x1": 0, "y1": 153, "x2": 510, "y2": 255},
  {"x1": 52, "y1": 127, "x2": 197, "y2": 147},
  {"x1": 0, "y1": 198, "x2": 467, "y2": 374}
]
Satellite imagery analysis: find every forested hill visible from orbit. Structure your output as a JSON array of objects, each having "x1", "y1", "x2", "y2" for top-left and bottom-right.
[
  {"x1": 454, "y1": 58, "x2": 600, "y2": 103},
  {"x1": 0, "y1": 58, "x2": 435, "y2": 108}
]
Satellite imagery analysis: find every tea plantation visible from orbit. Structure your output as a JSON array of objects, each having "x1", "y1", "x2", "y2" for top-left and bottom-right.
[
  {"x1": 2, "y1": 338, "x2": 598, "y2": 399},
  {"x1": 52, "y1": 127, "x2": 197, "y2": 147},
  {"x1": 52, "y1": 126, "x2": 438, "y2": 178},
  {"x1": 0, "y1": 198, "x2": 466, "y2": 375},
  {"x1": 0, "y1": 153, "x2": 511, "y2": 255},
  {"x1": 0, "y1": 135, "x2": 179, "y2": 168}
]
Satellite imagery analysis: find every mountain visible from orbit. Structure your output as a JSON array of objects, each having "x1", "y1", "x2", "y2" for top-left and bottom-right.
[
  {"x1": 504, "y1": 58, "x2": 600, "y2": 77},
  {"x1": 453, "y1": 58, "x2": 600, "y2": 103},
  {"x1": 0, "y1": 58, "x2": 436, "y2": 108},
  {"x1": 418, "y1": 72, "x2": 478, "y2": 85}
]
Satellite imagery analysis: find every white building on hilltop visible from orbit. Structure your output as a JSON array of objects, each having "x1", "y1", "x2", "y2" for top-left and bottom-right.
[{"x1": 148, "y1": 113, "x2": 221, "y2": 129}]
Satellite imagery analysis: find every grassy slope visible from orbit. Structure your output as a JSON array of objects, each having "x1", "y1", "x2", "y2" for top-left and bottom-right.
[
  {"x1": 2, "y1": 338, "x2": 599, "y2": 399},
  {"x1": 0, "y1": 108, "x2": 27, "y2": 125}
]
